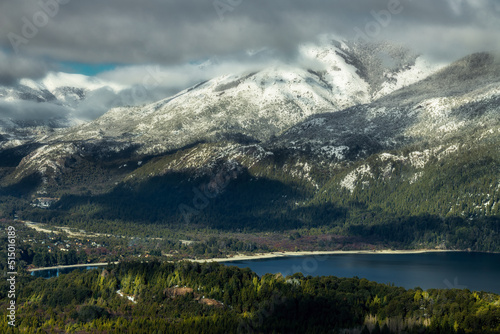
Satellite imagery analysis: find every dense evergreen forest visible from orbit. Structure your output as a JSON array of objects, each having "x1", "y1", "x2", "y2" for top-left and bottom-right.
[
  {"x1": 1, "y1": 261, "x2": 499, "y2": 333},
  {"x1": 8, "y1": 145, "x2": 498, "y2": 252},
  {"x1": 1, "y1": 135, "x2": 499, "y2": 253}
]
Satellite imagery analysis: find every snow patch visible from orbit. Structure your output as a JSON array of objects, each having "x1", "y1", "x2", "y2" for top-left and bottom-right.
[
  {"x1": 320, "y1": 145, "x2": 349, "y2": 160},
  {"x1": 340, "y1": 164, "x2": 373, "y2": 193}
]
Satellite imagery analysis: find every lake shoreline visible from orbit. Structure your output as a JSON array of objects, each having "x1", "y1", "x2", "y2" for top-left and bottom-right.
[
  {"x1": 28, "y1": 262, "x2": 119, "y2": 272},
  {"x1": 28, "y1": 249, "x2": 491, "y2": 271},
  {"x1": 191, "y1": 249, "x2": 463, "y2": 263}
]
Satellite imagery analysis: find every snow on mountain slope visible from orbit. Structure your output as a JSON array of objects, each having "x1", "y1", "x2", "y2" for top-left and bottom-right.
[
  {"x1": 269, "y1": 52, "x2": 500, "y2": 162},
  {"x1": 299, "y1": 39, "x2": 442, "y2": 103},
  {"x1": 373, "y1": 56, "x2": 440, "y2": 100},
  {"x1": 1, "y1": 72, "x2": 124, "y2": 108},
  {"x1": 1, "y1": 38, "x2": 449, "y2": 184},
  {"x1": 0, "y1": 72, "x2": 133, "y2": 149},
  {"x1": 42, "y1": 40, "x2": 440, "y2": 158},
  {"x1": 22, "y1": 72, "x2": 125, "y2": 110}
]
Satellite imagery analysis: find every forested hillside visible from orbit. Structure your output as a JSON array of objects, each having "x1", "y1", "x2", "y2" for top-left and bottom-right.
[
  {"x1": 0, "y1": 51, "x2": 499, "y2": 252},
  {"x1": 13, "y1": 134, "x2": 499, "y2": 252},
  {"x1": 1, "y1": 261, "x2": 499, "y2": 333}
]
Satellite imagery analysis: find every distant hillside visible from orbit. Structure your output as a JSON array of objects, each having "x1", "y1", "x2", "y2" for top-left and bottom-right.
[{"x1": 0, "y1": 45, "x2": 498, "y2": 252}]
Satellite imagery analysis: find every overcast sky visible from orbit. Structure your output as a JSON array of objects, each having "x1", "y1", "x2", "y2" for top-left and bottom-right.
[
  {"x1": 0, "y1": 0, "x2": 499, "y2": 120},
  {"x1": 1, "y1": 0, "x2": 499, "y2": 78}
]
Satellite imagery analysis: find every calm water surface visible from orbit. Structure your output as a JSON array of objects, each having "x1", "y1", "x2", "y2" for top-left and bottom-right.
[
  {"x1": 31, "y1": 266, "x2": 98, "y2": 279},
  {"x1": 30, "y1": 252, "x2": 499, "y2": 294},
  {"x1": 223, "y1": 252, "x2": 500, "y2": 294}
]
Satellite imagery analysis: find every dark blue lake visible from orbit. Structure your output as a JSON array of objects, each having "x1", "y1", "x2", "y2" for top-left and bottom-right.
[
  {"x1": 223, "y1": 252, "x2": 500, "y2": 294},
  {"x1": 31, "y1": 266, "x2": 99, "y2": 279},
  {"x1": 30, "y1": 252, "x2": 500, "y2": 294}
]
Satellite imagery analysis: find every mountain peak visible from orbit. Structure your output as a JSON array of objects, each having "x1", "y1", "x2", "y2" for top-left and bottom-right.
[{"x1": 40, "y1": 39, "x2": 441, "y2": 157}]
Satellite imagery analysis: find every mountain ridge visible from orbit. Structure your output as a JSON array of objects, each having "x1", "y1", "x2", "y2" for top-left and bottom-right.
[{"x1": 0, "y1": 44, "x2": 498, "y2": 251}]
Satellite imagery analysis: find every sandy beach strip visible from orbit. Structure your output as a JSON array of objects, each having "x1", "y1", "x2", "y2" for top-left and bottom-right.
[
  {"x1": 191, "y1": 249, "x2": 459, "y2": 263},
  {"x1": 28, "y1": 249, "x2": 461, "y2": 271},
  {"x1": 28, "y1": 262, "x2": 119, "y2": 272}
]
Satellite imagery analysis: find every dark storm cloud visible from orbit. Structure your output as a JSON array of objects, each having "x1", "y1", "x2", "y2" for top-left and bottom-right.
[
  {"x1": 1, "y1": 0, "x2": 499, "y2": 69},
  {"x1": 0, "y1": 100, "x2": 69, "y2": 121},
  {"x1": 0, "y1": 51, "x2": 48, "y2": 85}
]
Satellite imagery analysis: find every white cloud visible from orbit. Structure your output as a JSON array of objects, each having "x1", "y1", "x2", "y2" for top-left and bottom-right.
[
  {"x1": 97, "y1": 55, "x2": 278, "y2": 93},
  {"x1": 0, "y1": 0, "x2": 499, "y2": 123}
]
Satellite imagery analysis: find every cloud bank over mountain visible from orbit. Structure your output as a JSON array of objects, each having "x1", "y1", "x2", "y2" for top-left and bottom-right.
[
  {"x1": 1, "y1": 0, "x2": 498, "y2": 69},
  {"x1": 0, "y1": 0, "x2": 498, "y2": 122}
]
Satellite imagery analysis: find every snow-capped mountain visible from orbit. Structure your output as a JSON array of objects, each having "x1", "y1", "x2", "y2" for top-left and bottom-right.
[
  {"x1": 0, "y1": 39, "x2": 498, "y2": 244},
  {"x1": 0, "y1": 38, "x2": 441, "y2": 182},
  {"x1": 2, "y1": 41, "x2": 497, "y2": 197},
  {"x1": 0, "y1": 72, "x2": 126, "y2": 147},
  {"x1": 21, "y1": 72, "x2": 125, "y2": 108},
  {"x1": 38, "y1": 40, "x2": 441, "y2": 158},
  {"x1": 0, "y1": 70, "x2": 168, "y2": 153},
  {"x1": 0, "y1": 72, "x2": 124, "y2": 113},
  {"x1": 269, "y1": 52, "x2": 500, "y2": 161}
]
